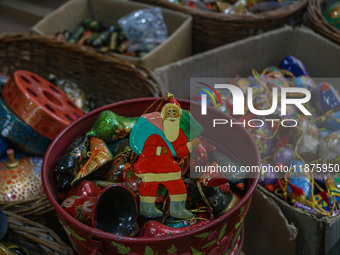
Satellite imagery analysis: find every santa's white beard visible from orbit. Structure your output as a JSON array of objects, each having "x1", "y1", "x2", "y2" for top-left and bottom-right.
[{"x1": 163, "y1": 117, "x2": 180, "y2": 142}]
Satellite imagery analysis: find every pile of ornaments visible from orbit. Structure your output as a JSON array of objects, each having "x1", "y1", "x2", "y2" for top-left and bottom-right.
[
  {"x1": 55, "y1": 19, "x2": 138, "y2": 54},
  {"x1": 54, "y1": 102, "x2": 246, "y2": 238},
  {"x1": 170, "y1": 0, "x2": 296, "y2": 14},
  {"x1": 56, "y1": 9, "x2": 168, "y2": 57},
  {"x1": 195, "y1": 55, "x2": 340, "y2": 217}
]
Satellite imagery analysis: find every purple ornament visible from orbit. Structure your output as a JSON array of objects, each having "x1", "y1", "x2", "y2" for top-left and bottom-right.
[
  {"x1": 260, "y1": 163, "x2": 277, "y2": 186},
  {"x1": 273, "y1": 147, "x2": 294, "y2": 166},
  {"x1": 317, "y1": 82, "x2": 340, "y2": 113}
]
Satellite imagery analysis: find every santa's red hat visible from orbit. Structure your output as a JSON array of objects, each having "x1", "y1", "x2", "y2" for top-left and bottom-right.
[
  {"x1": 170, "y1": 98, "x2": 181, "y2": 107},
  {"x1": 161, "y1": 98, "x2": 182, "y2": 119}
]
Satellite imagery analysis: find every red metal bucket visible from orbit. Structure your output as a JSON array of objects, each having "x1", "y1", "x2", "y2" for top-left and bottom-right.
[{"x1": 42, "y1": 98, "x2": 260, "y2": 255}]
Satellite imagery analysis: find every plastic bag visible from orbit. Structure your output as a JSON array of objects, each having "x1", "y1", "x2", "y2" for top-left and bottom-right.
[{"x1": 118, "y1": 8, "x2": 168, "y2": 53}]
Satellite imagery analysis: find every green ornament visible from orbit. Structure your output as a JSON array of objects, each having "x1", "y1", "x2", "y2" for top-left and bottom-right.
[{"x1": 87, "y1": 110, "x2": 138, "y2": 143}]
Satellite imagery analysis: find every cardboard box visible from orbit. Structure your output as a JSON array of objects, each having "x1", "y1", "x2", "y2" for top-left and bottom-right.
[
  {"x1": 244, "y1": 188, "x2": 297, "y2": 255},
  {"x1": 153, "y1": 26, "x2": 340, "y2": 255},
  {"x1": 258, "y1": 185, "x2": 340, "y2": 255},
  {"x1": 154, "y1": 26, "x2": 340, "y2": 99},
  {"x1": 31, "y1": 0, "x2": 192, "y2": 70}
]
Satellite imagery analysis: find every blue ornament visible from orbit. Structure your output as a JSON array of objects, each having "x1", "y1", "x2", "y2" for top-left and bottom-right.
[
  {"x1": 317, "y1": 82, "x2": 340, "y2": 113},
  {"x1": 279, "y1": 56, "x2": 308, "y2": 77},
  {"x1": 288, "y1": 173, "x2": 312, "y2": 199}
]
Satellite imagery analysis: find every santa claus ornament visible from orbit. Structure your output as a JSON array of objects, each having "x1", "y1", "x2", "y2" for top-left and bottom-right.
[{"x1": 130, "y1": 95, "x2": 203, "y2": 219}]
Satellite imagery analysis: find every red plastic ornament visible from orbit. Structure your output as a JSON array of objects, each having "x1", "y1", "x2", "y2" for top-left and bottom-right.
[
  {"x1": 264, "y1": 184, "x2": 275, "y2": 193},
  {"x1": 289, "y1": 183, "x2": 304, "y2": 197}
]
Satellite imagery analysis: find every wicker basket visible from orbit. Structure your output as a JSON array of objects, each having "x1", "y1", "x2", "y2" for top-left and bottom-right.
[
  {"x1": 305, "y1": 0, "x2": 340, "y2": 45},
  {"x1": 136, "y1": 0, "x2": 308, "y2": 53},
  {"x1": 2, "y1": 210, "x2": 74, "y2": 255},
  {"x1": 0, "y1": 195, "x2": 53, "y2": 221},
  {"x1": 0, "y1": 195, "x2": 74, "y2": 254},
  {"x1": 0, "y1": 33, "x2": 165, "y2": 109}
]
